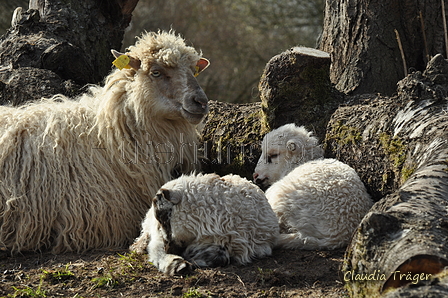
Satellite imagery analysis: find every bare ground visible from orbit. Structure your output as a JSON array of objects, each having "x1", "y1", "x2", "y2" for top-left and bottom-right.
[{"x1": 0, "y1": 247, "x2": 347, "y2": 298}]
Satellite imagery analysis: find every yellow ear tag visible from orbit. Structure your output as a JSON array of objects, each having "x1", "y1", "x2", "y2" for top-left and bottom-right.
[
  {"x1": 112, "y1": 55, "x2": 132, "y2": 70},
  {"x1": 194, "y1": 65, "x2": 200, "y2": 77}
]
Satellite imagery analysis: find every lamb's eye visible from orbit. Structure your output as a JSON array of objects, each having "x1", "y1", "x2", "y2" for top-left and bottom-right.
[
  {"x1": 151, "y1": 70, "x2": 161, "y2": 77},
  {"x1": 267, "y1": 154, "x2": 278, "y2": 163}
]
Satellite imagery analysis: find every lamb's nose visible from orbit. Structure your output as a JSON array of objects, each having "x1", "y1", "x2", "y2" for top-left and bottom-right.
[
  {"x1": 253, "y1": 173, "x2": 259, "y2": 181},
  {"x1": 254, "y1": 177, "x2": 267, "y2": 186}
]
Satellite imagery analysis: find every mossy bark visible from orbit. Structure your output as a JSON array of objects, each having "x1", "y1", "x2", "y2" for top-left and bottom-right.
[
  {"x1": 328, "y1": 55, "x2": 448, "y2": 297},
  {"x1": 200, "y1": 100, "x2": 267, "y2": 180}
]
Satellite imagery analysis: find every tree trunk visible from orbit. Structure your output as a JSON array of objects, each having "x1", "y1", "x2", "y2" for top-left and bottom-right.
[
  {"x1": 320, "y1": 0, "x2": 446, "y2": 96},
  {"x1": 327, "y1": 54, "x2": 448, "y2": 297},
  {"x1": 0, "y1": 0, "x2": 29, "y2": 35},
  {"x1": 258, "y1": 46, "x2": 343, "y2": 141},
  {"x1": 320, "y1": 0, "x2": 448, "y2": 296},
  {"x1": 200, "y1": 101, "x2": 266, "y2": 180},
  {"x1": 0, "y1": 0, "x2": 138, "y2": 105}
]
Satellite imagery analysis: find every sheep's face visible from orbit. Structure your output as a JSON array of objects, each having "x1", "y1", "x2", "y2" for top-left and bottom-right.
[
  {"x1": 143, "y1": 61, "x2": 209, "y2": 125},
  {"x1": 112, "y1": 31, "x2": 210, "y2": 125},
  {"x1": 253, "y1": 124, "x2": 324, "y2": 190}
]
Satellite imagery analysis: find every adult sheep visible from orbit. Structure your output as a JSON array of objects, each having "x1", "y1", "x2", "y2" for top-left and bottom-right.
[
  {"x1": 130, "y1": 173, "x2": 279, "y2": 275},
  {"x1": 0, "y1": 31, "x2": 210, "y2": 254},
  {"x1": 254, "y1": 124, "x2": 372, "y2": 250}
]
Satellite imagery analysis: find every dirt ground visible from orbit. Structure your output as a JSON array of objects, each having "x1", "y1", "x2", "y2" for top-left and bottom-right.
[{"x1": 0, "y1": 247, "x2": 347, "y2": 297}]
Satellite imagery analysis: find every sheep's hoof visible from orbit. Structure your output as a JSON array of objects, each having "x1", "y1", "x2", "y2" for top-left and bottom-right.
[{"x1": 166, "y1": 257, "x2": 193, "y2": 276}]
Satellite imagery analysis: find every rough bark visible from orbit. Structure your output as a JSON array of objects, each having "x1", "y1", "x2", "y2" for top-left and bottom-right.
[
  {"x1": 259, "y1": 46, "x2": 344, "y2": 141},
  {"x1": 326, "y1": 55, "x2": 448, "y2": 297},
  {"x1": 320, "y1": 0, "x2": 446, "y2": 96},
  {"x1": 0, "y1": 0, "x2": 29, "y2": 35},
  {"x1": 200, "y1": 101, "x2": 266, "y2": 180},
  {"x1": 0, "y1": 0, "x2": 138, "y2": 105}
]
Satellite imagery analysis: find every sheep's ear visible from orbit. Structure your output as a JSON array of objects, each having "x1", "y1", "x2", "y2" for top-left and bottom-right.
[
  {"x1": 111, "y1": 49, "x2": 122, "y2": 59},
  {"x1": 286, "y1": 140, "x2": 297, "y2": 152},
  {"x1": 111, "y1": 49, "x2": 141, "y2": 71},
  {"x1": 160, "y1": 188, "x2": 181, "y2": 205},
  {"x1": 194, "y1": 58, "x2": 210, "y2": 77}
]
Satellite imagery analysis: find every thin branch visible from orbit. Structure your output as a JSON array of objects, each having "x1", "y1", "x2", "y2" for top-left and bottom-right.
[
  {"x1": 442, "y1": 0, "x2": 448, "y2": 58},
  {"x1": 394, "y1": 29, "x2": 408, "y2": 77},
  {"x1": 419, "y1": 11, "x2": 430, "y2": 64}
]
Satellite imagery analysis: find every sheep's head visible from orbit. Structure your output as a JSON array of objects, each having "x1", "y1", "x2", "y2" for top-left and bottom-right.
[
  {"x1": 111, "y1": 31, "x2": 210, "y2": 125},
  {"x1": 253, "y1": 124, "x2": 324, "y2": 190}
]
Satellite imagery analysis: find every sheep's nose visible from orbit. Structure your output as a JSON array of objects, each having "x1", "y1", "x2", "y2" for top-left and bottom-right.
[{"x1": 193, "y1": 92, "x2": 208, "y2": 110}]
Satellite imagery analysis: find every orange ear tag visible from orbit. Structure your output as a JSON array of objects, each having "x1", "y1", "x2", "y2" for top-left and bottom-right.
[
  {"x1": 194, "y1": 58, "x2": 210, "y2": 77},
  {"x1": 112, "y1": 55, "x2": 132, "y2": 70}
]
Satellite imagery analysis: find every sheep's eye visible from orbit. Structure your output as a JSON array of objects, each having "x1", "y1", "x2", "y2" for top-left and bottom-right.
[
  {"x1": 151, "y1": 70, "x2": 162, "y2": 77},
  {"x1": 267, "y1": 154, "x2": 278, "y2": 163}
]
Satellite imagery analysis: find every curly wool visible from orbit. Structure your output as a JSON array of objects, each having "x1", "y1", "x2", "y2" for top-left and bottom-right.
[
  {"x1": 0, "y1": 31, "x2": 204, "y2": 254},
  {"x1": 266, "y1": 159, "x2": 373, "y2": 250},
  {"x1": 254, "y1": 123, "x2": 324, "y2": 188},
  {"x1": 132, "y1": 173, "x2": 279, "y2": 273},
  {"x1": 128, "y1": 30, "x2": 201, "y2": 69}
]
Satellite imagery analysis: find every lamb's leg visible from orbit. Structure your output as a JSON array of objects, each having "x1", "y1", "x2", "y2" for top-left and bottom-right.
[
  {"x1": 147, "y1": 223, "x2": 192, "y2": 275},
  {"x1": 148, "y1": 189, "x2": 192, "y2": 275},
  {"x1": 129, "y1": 232, "x2": 149, "y2": 254},
  {"x1": 183, "y1": 242, "x2": 230, "y2": 268},
  {"x1": 129, "y1": 210, "x2": 153, "y2": 254}
]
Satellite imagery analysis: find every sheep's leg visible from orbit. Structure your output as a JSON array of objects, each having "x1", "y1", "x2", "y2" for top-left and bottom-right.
[{"x1": 183, "y1": 242, "x2": 231, "y2": 268}]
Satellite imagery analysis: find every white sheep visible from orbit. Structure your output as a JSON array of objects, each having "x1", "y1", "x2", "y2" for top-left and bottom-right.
[
  {"x1": 254, "y1": 124, "x2": 372, "y2": 250},
  {"x1": 265, "y1": 158, "x2": 372, "y2": 250},
  {"x1": 0, "y1": 31, "x2": 210, "y2": 254},
  {"x1": 253, "y1": 123, "x2": 324, "y2": 190},
  {"x1": 130, "y1": 173, "x2": 279, "y2": 275}
]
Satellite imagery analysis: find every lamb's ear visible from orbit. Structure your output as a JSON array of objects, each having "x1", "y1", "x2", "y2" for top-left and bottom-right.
[
  {"x1": 194, "y1": 58, "x2": 210, "y2": 77},
  {"x1": 286, "y1": 140, "x2": 297, "y2": 152},
  {"x1": 111, "y1": 49, "x2": 141, "y2": 70},
  {"x1": 160, "y1": 188, "x2": 181, "y2": 205}
]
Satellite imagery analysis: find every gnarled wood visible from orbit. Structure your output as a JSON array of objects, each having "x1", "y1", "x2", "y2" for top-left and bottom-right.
[
  {"x1": 327, "y1": 55, "x2": 448, "y2": 297},
  {"x1": 0, "y1": 0, "x2": 138, "y2": 105}
]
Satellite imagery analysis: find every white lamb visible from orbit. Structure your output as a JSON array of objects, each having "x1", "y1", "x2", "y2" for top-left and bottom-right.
[
  {"x1": 254, "y1": 124, "x2": 372, "y2": 250},
  {"x1": 0, "y1": 31, "x2": 210, "y2": 254},
  {"x1": 130, "y1": 173, "x2": 279, "y2": 275},
  {"x1": 253, "y1": 123, "x2": 324, "y2": 190}
]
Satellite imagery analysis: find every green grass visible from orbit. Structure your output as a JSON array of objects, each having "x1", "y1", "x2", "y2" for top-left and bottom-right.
[
  {"x1": 8, "y1": 276, "x2": 47, "y2": 298},
  {"x1": 183, "y1": 287, "x2": 210, "y2": 298},
  {"x1": 42, "y1": 264, "x2": 75, "y2": 283}
]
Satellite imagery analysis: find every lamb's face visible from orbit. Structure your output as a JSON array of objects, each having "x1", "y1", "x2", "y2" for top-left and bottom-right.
[
  {"x1": 253, "y1": 134, "x2": 301, "y2": 190},
  {"x1": 253, "y1": 124, "x2": 324, "y2": 190}
]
